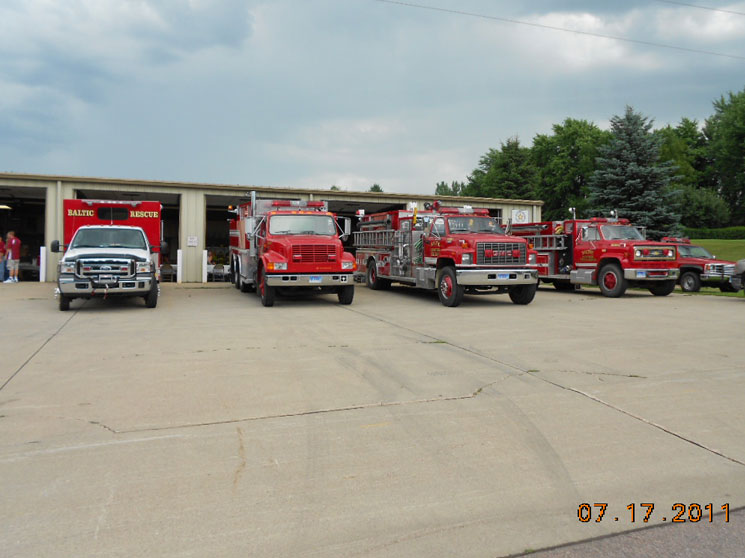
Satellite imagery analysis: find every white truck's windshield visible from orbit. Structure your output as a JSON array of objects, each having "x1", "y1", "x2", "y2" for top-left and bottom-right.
[
  {"x1": 447, "y1": 217, "x2": 504, "y2": 234},
  {"x1": 269, "y1": 215, "x2": 336, "y2": 235},
  {"x1": 70, "y1": 228, "x2": 148, "y2": 249},
  {"x1": 601, "y1": 225, "x2": 645, "y2": 240}
]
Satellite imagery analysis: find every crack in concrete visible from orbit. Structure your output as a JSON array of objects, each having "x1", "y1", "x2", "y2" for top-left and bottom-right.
[
  {"x1": 87, "y1": 383, "x2": 498, "y2": 435},
  {"x1": 536, "y1": 376, "x2": 745, "y2": 468},
  {"x1": 341, "y1": 305, "x2": 745, "y2": 470},
  {"x1": 0, "y1": 301, "x2": 85, "y2": 392}
]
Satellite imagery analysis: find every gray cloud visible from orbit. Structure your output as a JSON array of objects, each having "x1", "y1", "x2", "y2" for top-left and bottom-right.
[{"x1": 1, "y1": 0, "x2": 744, "y2": 193}]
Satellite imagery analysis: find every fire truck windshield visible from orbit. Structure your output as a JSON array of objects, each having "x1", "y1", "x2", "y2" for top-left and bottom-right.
[
  {"x1": 447, "y1": 217, "x2": 503, "y2": 234},
  {"x1": 269, "y1": 214, "x2": 336, "y2": 236},
  {"x1": 70, "y1": 228, "x2": 148, "y2": 249},
  {"x1": 601, "y1": 225, "x2": 644, "y2": 240}
]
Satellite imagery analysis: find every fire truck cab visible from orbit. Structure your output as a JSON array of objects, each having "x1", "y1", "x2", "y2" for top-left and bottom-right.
[
  {"x1": 50, "y1": 199, "x2": 166, "y2": 311},
  {"x1": 229, "y1": 193, "x2": 355, "y2": 306},
  {"x1": 511, "y1": 217, "x2": 680, "y2": 297},
  {"x1": 353, "y1": 202, "x2": 539, "y2": 307}
]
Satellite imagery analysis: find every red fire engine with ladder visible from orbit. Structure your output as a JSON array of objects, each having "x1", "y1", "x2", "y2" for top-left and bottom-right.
[
  {"x1": 353, "y1": 201, "x2": 539, "y2": 307},
  {"x1": 510, "y1": 215, "x2": 680, "y2": 297},
  {"x1": 229, "y1": 193, "x2": 355, "y2": 306}
]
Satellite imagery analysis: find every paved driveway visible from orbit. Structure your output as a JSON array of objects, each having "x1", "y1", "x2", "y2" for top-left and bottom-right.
[{"x1": 1, "y1": 282, "x2": 743, "y2": 557}]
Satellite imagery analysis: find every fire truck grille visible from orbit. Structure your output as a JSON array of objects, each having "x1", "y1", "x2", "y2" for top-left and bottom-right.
[
  {"x1": 77, "y1": 258, "x2": 134, "y2": 277},
  {"x1": 292, "y1": 245, "x2": 336, "y2": 263},
  {"x1": 476, "y1": 243, "x2": 526, "y2": 265}
]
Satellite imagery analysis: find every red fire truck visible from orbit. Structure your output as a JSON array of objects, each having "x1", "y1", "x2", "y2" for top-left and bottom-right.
[
  {"x1": 353, "y1": 201, "x2": 539, "y2": 307},
  {"x1": 229, "y1": 193, "x2": 355, "y2": 306},
  {"x1": 51, "y1": 199, "x2": 166, "y2": 310},
  {"x1": 510, "y1": 216, "x2": 679, "y2": 297}
]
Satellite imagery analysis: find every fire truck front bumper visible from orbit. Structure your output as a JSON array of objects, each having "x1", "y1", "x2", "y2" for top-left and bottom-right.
[
  {"x1": 623, "y1": 268, "x2": 679, "y2": 281},
  {"x1": 57, "y1": 274, "x2": 155, "y2": 296},
  {"x1": 265, "y1": 273, "x2": 354, "y2": 287},
  {"x1": 455, "y1": 268, "x2": 538, "y2": 286}
]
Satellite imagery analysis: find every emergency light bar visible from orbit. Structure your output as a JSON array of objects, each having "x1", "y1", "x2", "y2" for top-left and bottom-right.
[{"x1": 271, "y1": 200, "x2": 326, "y2": 208}]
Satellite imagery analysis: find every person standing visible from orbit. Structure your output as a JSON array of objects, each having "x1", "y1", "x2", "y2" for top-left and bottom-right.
[
  {"x1": 4, "y1": 231, "x2": 21, "y2": 283},
  {"x1": 0, "y1": 233, "x2": 6, "y2": 282}
]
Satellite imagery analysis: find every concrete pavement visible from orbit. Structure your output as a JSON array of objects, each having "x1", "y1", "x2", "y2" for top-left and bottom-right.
[{"x1": 1, "y1": 282, "x2": 743, "y2": 557}]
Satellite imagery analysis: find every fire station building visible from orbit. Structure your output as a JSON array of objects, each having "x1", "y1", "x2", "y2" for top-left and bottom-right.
[{"x1": 0, "y1": 172, "x2": 543, "y2": 283}]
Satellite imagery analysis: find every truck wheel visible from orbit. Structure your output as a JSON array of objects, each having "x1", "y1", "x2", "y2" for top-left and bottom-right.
[
  {"x1": 366, "y1": 260, "x2": 390, "y2": 290},
  {"x1": 598, "y1": 263, "x2": 627, "y2": 298},
  {"x1": 233, "y1": 260, "x2": 241, "y2": 289},
  {"x1": 238, "y1": 267, "x2": 254, "y2": 293},
  {"x1": 649, "y1": 280, "x2": 676, "y2": 297},
  {"x1": 337, "y1": 285, "x2": 354, "y2": 305},
  {"x1": 436, "y1": 266, "x2": 464, "y2": 307},
  {"x1": 553, "y1": 280, "x2": 574, "y2": 291},
  {"x1": 509, "y1": 283, "x2": 537, "y2": 305},
  {"x1": 258, "y1": 267, "x2": 275, "y2": 307},
  {"x1": 145, "y1": 282, "x2": 158, "y2": 308},
  {"x1": 720, "y1": 282, "x2": 737, "y2": 293},
  {"x1": 59, "y1": 295, "x2": 71, "y2": 311},
  {"x1": 679, "y1": 271, "x2": 701, "y2": 292}
]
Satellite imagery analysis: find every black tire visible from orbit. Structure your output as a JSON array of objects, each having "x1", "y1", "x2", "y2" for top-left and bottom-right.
[
  {"x1": 237, "y1": 266, "x2": 253, "y2": 293},
  {"x1": 59, "y1": 295, "x2": 70, "y2": 311},
  {"x1": 597, "y1": 263, "x2": 628, "y2": 298},
  {"x1": 436, "y1": 266, "x2": 464, "y2": 307},
  {"x1": 337, "y1": 285, "x2": 354, "y2": 305},
  {"x1": 553, "y1": 280, "x2": 574, "y2": 291},
  {"x1": 649, "y1": 280, "x2": 676, "y2": 297},
  {"x1": 719, "y1": 282, "x2": 737, "y2": 293},
  {"x1": 509, "y1": 283, "x2": 538, "y2": 305},
  {"x1": 258, "y1": 266, "x2": 275, "y2": 307},
  {"x1": 145, "y1": 282, "x2": 158, "y2": 308},
  {"x1": 679, "y1": 271, "x2": 701, "y2": 293},
  {"x1": 366, "y1": 260, "x2": 390, "y2": 290},
  {"x1": 233, "y1": 260, "x2": 241, "y2": 289}
]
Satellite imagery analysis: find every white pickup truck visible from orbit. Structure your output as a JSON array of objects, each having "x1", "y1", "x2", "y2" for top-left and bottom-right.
[{"x1": 52, "y1": 225, "x2": 163, "y2": 311}]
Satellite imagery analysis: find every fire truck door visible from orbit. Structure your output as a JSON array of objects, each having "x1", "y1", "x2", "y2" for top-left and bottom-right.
[
  {"x1": 576, "y1": 225, "x2": 600, "y2": 263},
  {"x1": 423, "y1": 217, "x2": 445, "y2": 260}
]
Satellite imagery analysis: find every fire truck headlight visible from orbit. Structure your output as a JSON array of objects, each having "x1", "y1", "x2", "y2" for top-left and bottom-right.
[
  {"x1": 341, "y1": 260, "x2": 354, "y2": 270},
  {"x1": 136, "y1": 262, "x2": 151, "y2": 274},
  {"x1": 59, "y1": 262, "x2": 75, "y2": 274},
  {"x1": 528, "y1": 253, "x2": 536, "y2": 264},
  {"x1": 635, "y1": 249, "x2": 642, "y2": 258},
  {"x1": 461, "y1": 253, "x2": 472, "y2": 265},
  {"x1": 272, "y1": 262, "x2": 288, "y2": 271},
  {"x1": 667, "y1": 249, "x2": 674, "y2": 258}
]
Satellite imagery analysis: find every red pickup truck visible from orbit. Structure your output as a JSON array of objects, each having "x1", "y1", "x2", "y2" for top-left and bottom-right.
[{"x1": 662, "y1": 238, "x2": 737, "y2": 292}]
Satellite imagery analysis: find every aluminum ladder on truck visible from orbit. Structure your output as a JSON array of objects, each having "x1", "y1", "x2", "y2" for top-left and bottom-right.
[
  {"x1": 529, "y1": 234, "x2": 567, "y2": 251},
  {"x1": 353, "y1": 229, "x2": 396, "y2": 248}
]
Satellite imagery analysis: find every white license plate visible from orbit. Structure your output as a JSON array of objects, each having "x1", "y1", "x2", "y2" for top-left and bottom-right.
[
  {"x1": 636, "y1": 271, "x2": 647, "y2": 278},
  {"x1": 99, "y1": 275, "x2": 114, "y2": 282},
  {"x1": 498, "y1": 273, "x2": 510, "y2": 280},
  {"x1": 309, "y1": 275, "x2": 323, "y2": 284}
]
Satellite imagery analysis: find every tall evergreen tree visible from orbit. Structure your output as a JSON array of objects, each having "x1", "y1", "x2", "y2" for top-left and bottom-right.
[{"x1": 588, "y1": 106, "x2": 680, "y2": 239}]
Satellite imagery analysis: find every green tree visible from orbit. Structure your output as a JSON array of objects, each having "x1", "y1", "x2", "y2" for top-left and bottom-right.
[
  {"x1": 703, "y1": 88, "x2": 745, "y2": 225},
  {"x1": 656, "y1": 118, "x2": 708, "y2": 189},
  {"x1": 368, "y1": 184, "x2": 383, "y2": 192},
  {"x1": 467, "y1": 137, "x2": 537, "y2": 199},
  {"x1": 679, "y1": 185, "x2": 730, "y2": 228},
  {"x1": 329, "y1": 185, "x2": 341, "y2": 191},
  {"x1": 434, "y1": 180, "x2": 467, "y2": 196},
  {"x1": 588, "y1": 106, "x2": 680, "y2": 239},
  {"x1": 532, "y1": 118, "x2": 611, "y2": 220}
]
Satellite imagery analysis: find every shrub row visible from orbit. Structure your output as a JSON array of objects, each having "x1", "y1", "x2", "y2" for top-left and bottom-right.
[{"x1": 683, "y1": 226, "x2": 745, "y2": 239}]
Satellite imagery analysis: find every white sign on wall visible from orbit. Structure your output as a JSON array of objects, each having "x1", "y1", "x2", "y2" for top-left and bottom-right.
[
  {"x1": 511, "y1": 209, "x2": 530, "y2": 224},
  {"x1": 187, "y1": 235, "x2": 198, "y2": 247}
]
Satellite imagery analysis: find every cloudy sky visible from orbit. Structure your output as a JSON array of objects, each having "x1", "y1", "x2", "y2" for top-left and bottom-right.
[{"x1": 1, "y1": 0, "x2": 744, "y2": 194}]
